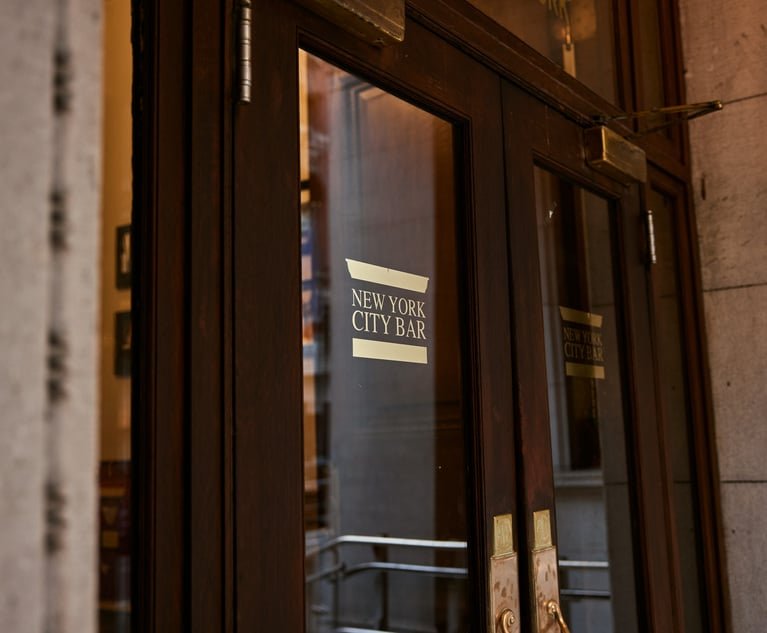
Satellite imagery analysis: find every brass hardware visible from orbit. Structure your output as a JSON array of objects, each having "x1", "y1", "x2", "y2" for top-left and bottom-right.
[
  {"x1": 600, "y1": 100, "x2": 723, "y2": 123},
  {"x1": 494, "y1": 513, "x2": 515, "y2": 557},
  {"x1": 546, "y1": 600, "x2": 571, "y2": 633},
  {"x1": 498, "y1": 608, "x2": 516, "y2": 633},
  {"x1": 238, "y1": 0, "x2": 252, "y2": 104},
  {"x1": 533, "y1": 510, "x2": 552, "y2": 551},
  {"x1": 595, "y1": 100, "x2": 724, "y2": 137},
  {"x1": 559, "y1": 307, "x2": 606, "y2": 380},
  {"x1": 490, "y1": 514, "x2": 520, "y2": 633},
  {"x1": 296, "y1": 0, "x2": 405, "y2": 46},
  {"x1": 646, "y1": 208, "x2": 657, "y2": 266},
  {"x1": 584, "y1": 126, "x2": 647, "y2": 184},
  {"x1": 530, "y1": 510, "x2": 560, "y2": 633},
  {"x1": 532, "y1": 544, "x2": 559, "y2": 633}
]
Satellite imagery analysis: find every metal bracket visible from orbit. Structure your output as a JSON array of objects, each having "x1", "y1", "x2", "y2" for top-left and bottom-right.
[
  {"x1": 584, "y1": 125, "x2": 647, "y2": 184},
  {"x1": 594, "y1": 100, "x2": 723, "y2": 138}
]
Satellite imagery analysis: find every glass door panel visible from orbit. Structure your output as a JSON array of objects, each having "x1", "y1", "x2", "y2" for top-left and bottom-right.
[
  {"x1": 300, "y1": 52, "x2": 470, "y2": 633},
  {"x1": 648, "y1": 185, "x2": 707, "y2": 633},
  {"x1": 534, "y1": 167, "x2": 639, "y2": 633}
]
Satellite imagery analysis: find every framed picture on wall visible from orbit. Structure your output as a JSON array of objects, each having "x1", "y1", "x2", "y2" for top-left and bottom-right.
[
  {"x1": 115, "y1": 225, "x2": 131, "y2": 290},
  {"x1": 114, "y1": 311, "x2": 131, "y2": 377}
]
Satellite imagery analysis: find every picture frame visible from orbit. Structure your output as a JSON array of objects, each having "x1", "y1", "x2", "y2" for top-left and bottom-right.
[{"x1": 115, "y1": 224, "x2": 131, "y2": 290}]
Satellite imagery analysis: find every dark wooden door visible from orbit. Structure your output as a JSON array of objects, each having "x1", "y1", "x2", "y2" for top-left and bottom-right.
[
  {"x1": 234, "y1": 3, "x2": 517, "y2": 632},
  {"x1": 133, "y1": 0, "x2": 721, "y2": 631},
  {"x1": 231, "y1": 4, "x2": 696, "y2": 633},
  {"x1": 504, "y1": 83, "x2": 685, "y2": 632}
]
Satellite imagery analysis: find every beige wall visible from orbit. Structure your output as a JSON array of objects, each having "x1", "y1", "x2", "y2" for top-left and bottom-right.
[
  {"x1": 679, "y1": 0, "x2": 767, "y2": 631},
  {"x1": 100, "y1": 0, "x2": 132, "y2": 463}
]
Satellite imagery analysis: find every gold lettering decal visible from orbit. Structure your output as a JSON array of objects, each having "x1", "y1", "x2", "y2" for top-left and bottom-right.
[
  {"x1": 559, "y1": 306, "x2": 605, "y2": 380},
  {"x1": 348, "y1": 259, "x2": 430, "y2": 364}
]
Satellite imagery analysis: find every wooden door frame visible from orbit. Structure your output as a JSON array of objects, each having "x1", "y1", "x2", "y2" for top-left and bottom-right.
[
  {"x1": 131, "y1": 0, "x2": 728, "y2": 631},
  {"x1": 234, "y1": 1, "x2": 524, "y2": 631},
  {"x1": 503, "y1": 82, "x2": 688, "y2": 632},
  {"x1": 132, "y1": 0, "x2": 233, "y2": 630},
  {"x1": 643, "y1": 167, "x2": 731, "y2": 633}
]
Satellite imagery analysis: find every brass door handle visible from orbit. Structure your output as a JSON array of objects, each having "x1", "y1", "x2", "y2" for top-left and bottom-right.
[
  {"x1": 497, "y1": 608, "x2": 516, "y2": 633},
  {"x1": 546, "y1": 600, "x2": 571, "y2": 633}
]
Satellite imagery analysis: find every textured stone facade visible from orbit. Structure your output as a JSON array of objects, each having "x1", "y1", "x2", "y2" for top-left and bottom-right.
[
  {"x1": 680, "y1": 0, "x2": 767, "y2": 630},
  {"x1": 0, "y1": 0, "x2": 102, "y2": 632}
]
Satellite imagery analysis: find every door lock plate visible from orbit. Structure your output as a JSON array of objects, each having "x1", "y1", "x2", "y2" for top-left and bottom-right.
[
  {"x1": 489, "y1": 514, "x2": 520, "y2": 633},
  {"x1": 531, "y1": 510, "x2": 561, "y2": 633}
]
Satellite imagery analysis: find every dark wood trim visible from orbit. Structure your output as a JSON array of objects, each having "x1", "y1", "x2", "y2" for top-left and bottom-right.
[
  {"x1": 612, "y1": 0, "x2": 636, "y2": 113},
  {"x1": 129, "y1": 0, "x2": 727, "y2": 630},
  {"x1": 645, "y1": 169, "x2": 731, "y2": 633},
  {"x1": 626, "y1": 0, "x2": 685, "y2": 163},
  {"x1": 221, "y1": 1, "x2": 236, "y2": 631},
  {"x1": 503, "y1": 83, "x2": 697, "y2": 632},
  {"x1": 408, "y1": 0, "x2": 694, "y2": 176},
  {"x1": 502, "y1": 86, "x2": 553, "y2": 629},
  {"x1": 409, "y1": 0, "x2": 626, "y2": 127},
  {"x1": 610, "y1": 181, "x2": 677, "y2": 633},
  {"x1": 235, "y1": 4, "x2": 518, "y2": 631},
  {"x1": 188, "y1": 0, "x2": 229, "y2": 630},
  {"x1": 233, "y1": 3, "x2": 305, "y2": 631},
  {"x1": 132, "y1": 0, "x2": 187, "y2": 630},
  {"x1": 680, "y1": 178, "x2": 733, "y2": 633}
]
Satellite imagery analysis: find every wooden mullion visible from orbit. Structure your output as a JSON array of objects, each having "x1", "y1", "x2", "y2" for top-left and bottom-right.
[
  {"x1": 132, "y1": 0, "x2": 188, "y2": 629},
  {"x1": 189, "y1": 0, "x2": 227, "y2": 629}
]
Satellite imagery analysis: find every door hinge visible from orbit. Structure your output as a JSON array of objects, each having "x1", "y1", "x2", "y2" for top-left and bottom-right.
[
  {"x1": 238, "y1": 0, "x2": 252, "y2": 104},
  {"x1": 646, "y1": 208, "x2": 657, "y2": 266}
]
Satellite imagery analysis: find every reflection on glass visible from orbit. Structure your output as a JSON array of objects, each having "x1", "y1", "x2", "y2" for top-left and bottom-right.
[
  {"x1": 468, "y1": 0, "x2": 617, "y2": 102},
  {"x1": 98, "y1": 0, "x2": 132, "y2": 632},
  {"x1": 637, "y1": 1, "x2": 670, "y2": 137},
  {"x1": 649, "y1": 188, "x2": 706, "y2": 633},
  {"x1": 300, "y1": 52, "x2": 470, "y2": 633},
  {"x1": 535, "y1": 168, "x2": 638, "y2": 633}
]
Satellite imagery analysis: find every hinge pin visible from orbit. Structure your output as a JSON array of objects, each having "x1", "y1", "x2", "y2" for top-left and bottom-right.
[
  {"x1": 646, "y1": 208, "x2": 657, "y2": 266},
  {"x1": 239, "y1": 0, "x2": 252, "y2": 104}
]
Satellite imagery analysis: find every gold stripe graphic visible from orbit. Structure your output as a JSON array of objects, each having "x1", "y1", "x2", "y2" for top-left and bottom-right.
[
  {"x1": 352, "y1": 338, "x2": 428, "y2": 364},
  {"x1": 565, "y1": 362, "x2": 605, "y2": 380},
  {"x1": 346, "y1": 258, "x2": 429, "y2": 293},
  {"x1": 559, "y1": 306, "x2": 603, "y2": 328}
]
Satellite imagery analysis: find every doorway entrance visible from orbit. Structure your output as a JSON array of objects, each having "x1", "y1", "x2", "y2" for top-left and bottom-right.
[
  {"x1": 133, "y1": 0, "x2": 725, "y2": 632},
  {"x1": 232, "y1": 2, "x2": 701, "y2": 632}
]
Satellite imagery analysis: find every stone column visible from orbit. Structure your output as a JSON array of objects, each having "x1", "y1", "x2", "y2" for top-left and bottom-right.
[
  {"x1": 0, "y1": 0, "x2": 102, "y2": 631},
  {"x1": 679, "y1": 1, "x2": 767, "y2": 631}
]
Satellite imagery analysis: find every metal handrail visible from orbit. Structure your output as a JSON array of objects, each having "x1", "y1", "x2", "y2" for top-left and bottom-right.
[
  {"x1": 559, "y1": 559, "x2": 609, "y2": 569},
  {"x1": 344, "y1": 561, "x2": 467, "y2": 579},
  {"x1": 305, "y1": 533, "x2": 612, "y2": 632},
  {"x1": 308, "y1": 534, "x2": 468, "y2": 557}
]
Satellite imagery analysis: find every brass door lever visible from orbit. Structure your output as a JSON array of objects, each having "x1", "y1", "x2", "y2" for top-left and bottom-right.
[{"x1": 546, "y1": 600, "x2": 571, "y2": 633}]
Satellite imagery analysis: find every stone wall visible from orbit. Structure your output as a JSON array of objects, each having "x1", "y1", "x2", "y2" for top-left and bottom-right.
[
  {"x1": 0, "y1": 0, "x2": 102, "y2": 632},
  {"x1": 679, "y1": 1, "x2": 767, "y2": 631}
]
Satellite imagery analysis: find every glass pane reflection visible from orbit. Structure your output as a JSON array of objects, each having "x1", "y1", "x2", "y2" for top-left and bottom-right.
[
  {"x1": 649, "y1": 188, "x2": 706, "y2": 633},
  {"x1": 300, "y1": 51, "x2": 470, "y2": 633},
  {"x1": 467, "y1": 0, "x2": 617, "y2": 103},
  {"x1": 535, "y1": 167, "x2": 639, "y2": 633}
]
